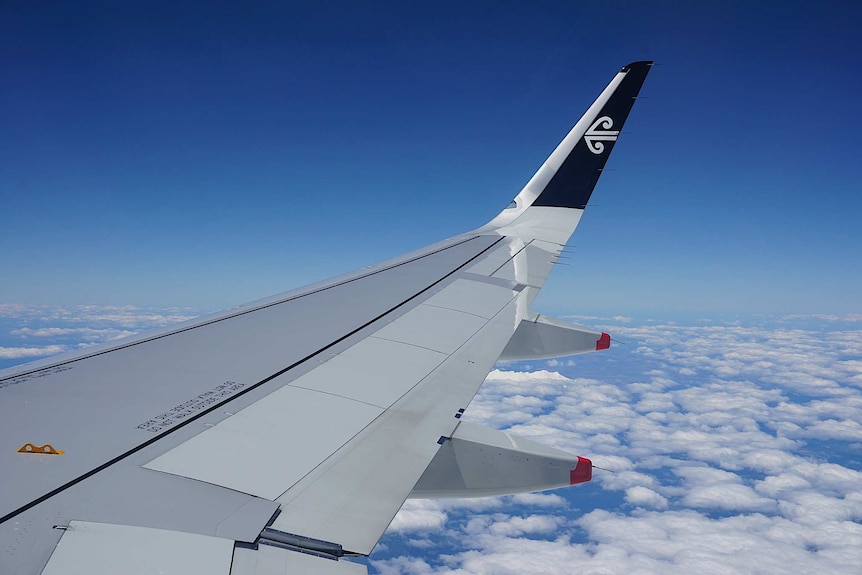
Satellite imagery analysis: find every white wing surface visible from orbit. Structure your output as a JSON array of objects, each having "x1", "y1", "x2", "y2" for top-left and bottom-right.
[{"x1": 0, "y1": 61, "x2": 652, "y2": 574}]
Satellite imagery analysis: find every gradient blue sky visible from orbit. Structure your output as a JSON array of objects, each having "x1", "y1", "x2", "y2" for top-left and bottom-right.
[{"x1": 2, "y1": 1, "x2": 860, "y2": 315}]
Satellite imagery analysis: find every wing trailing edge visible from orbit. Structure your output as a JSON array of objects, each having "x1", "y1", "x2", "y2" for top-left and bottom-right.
[{"x1": 530, "y1": 61, "x2": 652, "y2": 209}]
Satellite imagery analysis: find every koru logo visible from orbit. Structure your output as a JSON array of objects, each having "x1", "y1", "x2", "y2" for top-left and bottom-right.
[{"x1": 583, "y1": 116, "x2": 619, "y2": 154}]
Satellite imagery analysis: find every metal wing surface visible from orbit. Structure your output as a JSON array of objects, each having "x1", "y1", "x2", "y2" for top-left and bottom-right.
[{"x1": 0, "y1": 61, "x2": 652, "y2": 575}]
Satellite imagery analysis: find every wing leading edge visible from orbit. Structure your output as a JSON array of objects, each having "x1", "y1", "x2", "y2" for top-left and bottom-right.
[{"x1": 0, "y1": 61, "x2": 652, "y2": 575}]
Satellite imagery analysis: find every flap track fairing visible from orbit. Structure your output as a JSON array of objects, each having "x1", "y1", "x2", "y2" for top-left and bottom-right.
[
  {"x1": 409, "y1": 421, "x2": 591, "y2": 499},
  {"x1": 499, "y1": 313, "x2": 610, "y2": 361}
]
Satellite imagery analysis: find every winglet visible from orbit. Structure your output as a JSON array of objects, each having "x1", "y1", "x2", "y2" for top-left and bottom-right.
[
  {"x1": 530, "y1": 61, "x2": 652, "y2": 209},
  {"x1": 490, "y1": 61, "x2": 652, "y2": 219}
]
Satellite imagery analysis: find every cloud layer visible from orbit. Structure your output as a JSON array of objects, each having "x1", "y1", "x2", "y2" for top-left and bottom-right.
[
  {"x1": 0, "y1": 304, "x2": 199, "y2": 365},
  {"x1": 373, "y1": 315, "x2": 862, "y2": 574},
  {"x1": 2, "y1": 306, "x2": 860, "y2": 573}
]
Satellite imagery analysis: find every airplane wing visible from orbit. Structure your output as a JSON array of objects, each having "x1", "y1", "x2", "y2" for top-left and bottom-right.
[{"x1": 0, "y1": 61, "x2": 652, "y2": 575}]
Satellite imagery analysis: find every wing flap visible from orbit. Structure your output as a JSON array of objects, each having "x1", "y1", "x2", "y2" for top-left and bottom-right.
[
  {"x1": 422, "y1": 278, "x2": 523, "y2": 319},
  {"x1": 144, "y1": 386, "x2": 383, "y2": 500},
  {"x1": 372, "y1": 304, "x2": 487, "y2": 354},
  {"x1": 139, "y1": 276, "x2": 521, "y2": 554},
  {"x1": 292, "y1": 337, "x2": 447, "y2": 408},
  {"x1": 42, "y1": 521, "x2": 234, "y2": 575},
  {"x1": 269, "y1": 289, "x2": 524, "y2": 554},
  {"x1": 0, "y1": 235, "x2": 500, "y2": 524}
]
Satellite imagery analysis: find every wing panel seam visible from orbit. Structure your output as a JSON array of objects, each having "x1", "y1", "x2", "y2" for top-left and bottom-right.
[
  {"x1": 489, "y1": 239, "x2": 533, "y2": 277},
  {"x1": 0, "y1": 236, "x2": 505, "y2": 527},
  {"x1": 0, "y1": 235, "x2": 483, "y2": 384}
]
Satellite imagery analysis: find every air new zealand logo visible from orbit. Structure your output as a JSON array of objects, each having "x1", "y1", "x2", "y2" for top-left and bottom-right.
[{"x1": 583, "y1": 116, "x2": 619, "y2": 154}]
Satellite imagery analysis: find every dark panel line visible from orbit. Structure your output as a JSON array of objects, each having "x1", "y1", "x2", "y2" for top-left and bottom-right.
[
  {"x1": 1, "y1": 235, "x2": 481, "y2": 383},
  {"x1": 490, "y1": 240, "x2": 532, "y2": 277},
  {"x1": 0, "y1": 236, "x2": 504, "y2": 526}
]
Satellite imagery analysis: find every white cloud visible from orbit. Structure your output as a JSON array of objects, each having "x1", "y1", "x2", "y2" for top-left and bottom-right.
[
  {"x1": 0, "y1": 345, "x2": 66, "y2": 359},
  {"x1": 781, "y1": 313, "x2": 862, "y2": 322},
  {"x1": 0, "y1": 303, "x2": 199, "y2": 329},
  {"x1": 510, "y1": 493, "x2": 568, "y2": 508},
  {"x1": 545, "y1": 358, "x2": 576, "y2": 367},
  {"x1": 374, "y1": 316, "x2": 862, "y2": 574},
  {"x1": 387, "y1": 500, "x2": 448, "y2": 534},
  {"x1": 372, "y1": 557, "x2": 435, "y2": 575},
  {"x1": 683, "y1": 482, "x2": 776, "y2": 512},
  {"x1": 625, "y1": 486, "x2": 669, "y2": 509},
  {"x1": 11, "y1": 327, "x2": 137, "y2": 340},
  {"x1": 0, "y1": 304, "x2": 201, "y2": 367},
  {"x1": 561, "y1": 314, "x2": 634, "y2": 324},
  {"x1": 488, "y1": 514, "x2": 565, "y2": 537},
  {"x1": 805, "y1": 418, "x2": 862, "y2": 440}
]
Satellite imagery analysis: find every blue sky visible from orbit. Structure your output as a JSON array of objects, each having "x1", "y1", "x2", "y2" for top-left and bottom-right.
[{"x1": 1, "y1": 1, "x2": 860, "y2": 314}]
